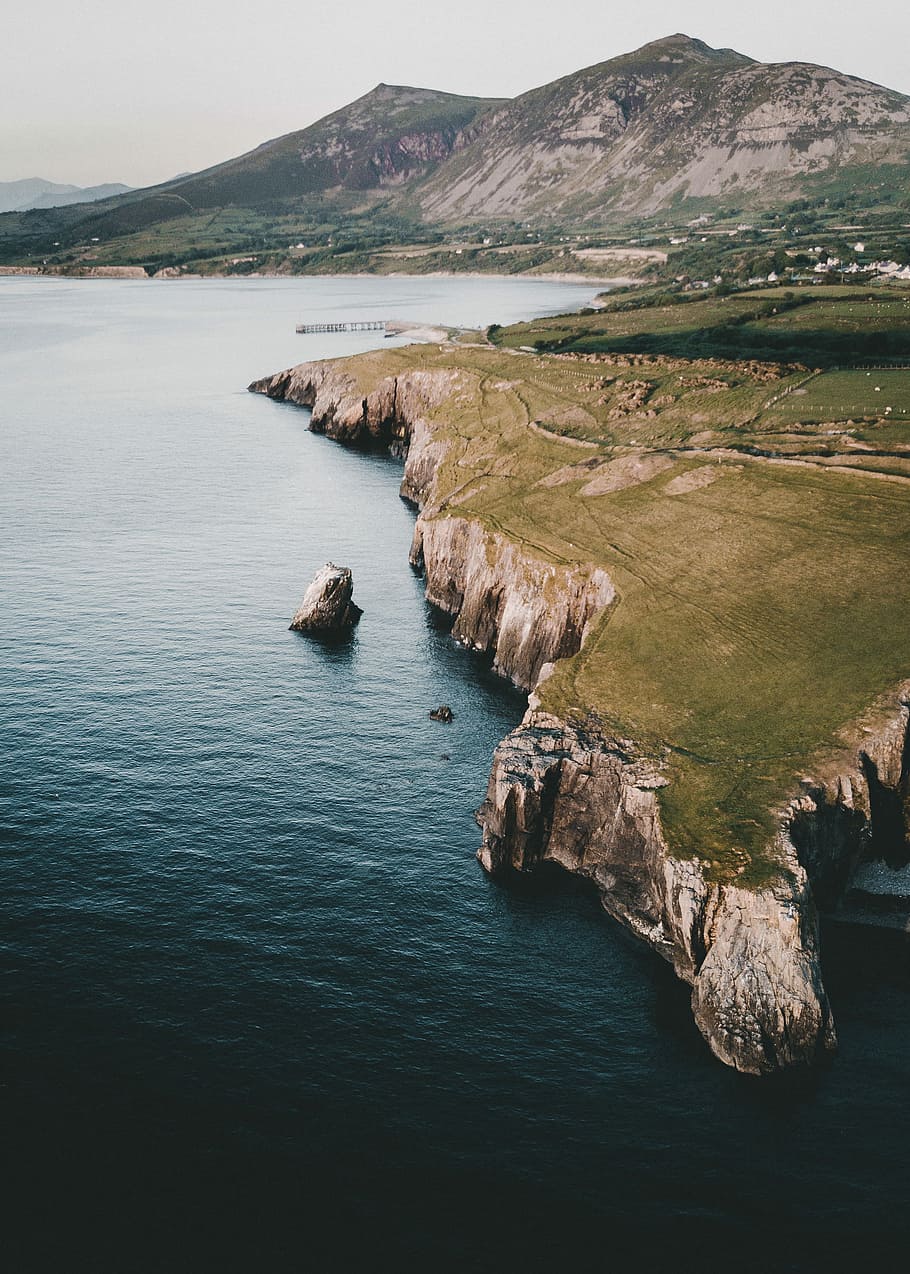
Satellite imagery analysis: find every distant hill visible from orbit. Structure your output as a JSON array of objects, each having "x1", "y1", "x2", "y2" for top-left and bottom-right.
[
  {"x1": 3, "y1": 35, "x2": 909, "y2": 265},
  {"x1": 0, "y1": 178, "x2": 132, "y2": 213}
]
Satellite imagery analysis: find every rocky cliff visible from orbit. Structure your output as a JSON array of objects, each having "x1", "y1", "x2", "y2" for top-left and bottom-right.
[
  {"x1": 250, "y1": 358, "x2": 613, "y2": 690},
  {"x1": 250, "y1": 356, "x2": 910, "y2": 1074},
  {"x1": 479, "y1": 686, "x2": 910, "y2": 1074},
  {"x1": 410, "y1": 518, "x2": 614, "y2": 691},
  {"x1": 477, "y1": 711, "x2": 837, "y2": 1074}
]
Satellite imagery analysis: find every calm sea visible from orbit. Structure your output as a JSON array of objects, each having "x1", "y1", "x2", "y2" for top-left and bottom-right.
[{"x1": 1, "y1": 276, "x2": 908, "y2": 1271}]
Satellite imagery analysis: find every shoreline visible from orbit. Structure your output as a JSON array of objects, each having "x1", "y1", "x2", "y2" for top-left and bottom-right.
[{"x1": 0, "y1": 264, "x2": 633, "y2": 288}]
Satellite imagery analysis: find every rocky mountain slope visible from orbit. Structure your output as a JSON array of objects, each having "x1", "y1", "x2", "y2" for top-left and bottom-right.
[
  {"x1": 417, "y1": 34, "x2": 910, "y2": 221},
  {"x1": 166, "y1": 84, "x2": 502, "y2": 210}
]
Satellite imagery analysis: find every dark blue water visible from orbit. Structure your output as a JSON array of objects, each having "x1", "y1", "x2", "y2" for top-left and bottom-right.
[{"x1": 2, "y1": 277, "x2": 908, "y2": 1272}]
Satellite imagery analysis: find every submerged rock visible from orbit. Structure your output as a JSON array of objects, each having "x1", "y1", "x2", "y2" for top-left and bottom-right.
[
  {"x1": 290, "y1": 563, "x2": 362, "y2": 632},
  {"x1": 430, "y1": 705, "x2": 454, "y2": 722}
]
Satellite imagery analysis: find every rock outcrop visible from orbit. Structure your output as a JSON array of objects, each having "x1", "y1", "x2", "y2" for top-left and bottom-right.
[
  {"x1": 290, "y1": 562, "x2": 362, "y2": 632},
  {"x1": 52, "y1": 265, "x2": 148, "y2": 279},
  {"x1": 251, "y1": 356, "x2": 910, "y2": 1074},
  {"x1": 249, "y1": 359, "x2": 457, "y2": 458},
  {"x1": 477, "y1": 711, "x2": 836, "y2": 1074},
  {"x1": 478, "y1": 692, "x2": 910, "y2": 1074}
]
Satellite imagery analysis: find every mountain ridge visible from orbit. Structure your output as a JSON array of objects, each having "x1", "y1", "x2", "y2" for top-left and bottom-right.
[
  {"x1": 3, "y1": 34, "x2": 909, "y2": 267},
  {"x1": 160, "y1": 84, "x2": 503, "y2": 208},
  {"x1": 416, "y1": 33, "x2": 910, "y2": 221}
]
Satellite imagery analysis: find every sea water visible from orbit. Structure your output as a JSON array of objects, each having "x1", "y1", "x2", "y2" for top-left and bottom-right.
[{"x1": 2, "y1": 276, "x2": 908, "y2": 1271}]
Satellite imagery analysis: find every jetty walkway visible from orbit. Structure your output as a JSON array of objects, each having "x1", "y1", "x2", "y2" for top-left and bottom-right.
[{"x1": 296, "y1": 320, "x2": 386, "y2": 334}]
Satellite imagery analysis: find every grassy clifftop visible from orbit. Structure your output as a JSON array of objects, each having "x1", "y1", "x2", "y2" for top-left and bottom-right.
[{"x1": 291, "y1": 328, "x2": 909, "y2": 886}]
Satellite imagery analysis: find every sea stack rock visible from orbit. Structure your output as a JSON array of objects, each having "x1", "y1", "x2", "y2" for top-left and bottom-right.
[{"x1": 290, "y1": 563, "x2": 362, "y2": 633}]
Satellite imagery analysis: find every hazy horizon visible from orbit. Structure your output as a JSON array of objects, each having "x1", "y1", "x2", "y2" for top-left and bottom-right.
[{"x1": 4, "y1": 1, "x2": 909, "y2": 189}]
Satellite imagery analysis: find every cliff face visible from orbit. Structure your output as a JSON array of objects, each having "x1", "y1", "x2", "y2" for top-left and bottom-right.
[
  {"x1": 479, "y1": 695, "x2": 910, "y2": 1074},
  {"x1": 787, "y1": 698, "x2": 910, "y2": 908},
  {"x1": 250, "y1": 357, "x2": 910, "y2": 1075},
  {"x1": 477, "y1": 711, "x2": 836, "y2": 1074},
  {"x1": 410, "y1": 518, "x2": 614, "y2": 690}
]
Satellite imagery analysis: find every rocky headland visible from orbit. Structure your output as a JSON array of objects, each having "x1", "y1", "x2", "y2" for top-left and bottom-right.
[{"x1": 250, "y1": 349, "x2": 909, "y2": 1075}]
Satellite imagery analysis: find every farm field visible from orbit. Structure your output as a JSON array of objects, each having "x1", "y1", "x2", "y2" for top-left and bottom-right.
[{"x1": 494, "y1": 285, "x2": 910, "y2": 365}]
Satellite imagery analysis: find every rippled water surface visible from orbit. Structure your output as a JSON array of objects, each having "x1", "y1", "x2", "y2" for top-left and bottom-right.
[{"x1": 2, "y1": 276, "x2": 908, "y2": 1271}]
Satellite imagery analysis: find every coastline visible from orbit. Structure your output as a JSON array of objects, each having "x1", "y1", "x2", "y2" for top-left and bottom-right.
[
  {"x1": 0, "y1": 264, "x2": 632, "y2": 288},
  {"x1": 247, "y1": 349, "x2": 909, "y2": 1075}
]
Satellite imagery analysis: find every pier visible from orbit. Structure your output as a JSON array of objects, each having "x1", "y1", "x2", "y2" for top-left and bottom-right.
[{"x1": 296, "y1": 320, "x2": 386, "y2": 334}]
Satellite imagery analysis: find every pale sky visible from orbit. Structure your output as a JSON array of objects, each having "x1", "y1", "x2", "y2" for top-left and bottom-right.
[{"x1": 3, "y1": 0, "x2": 909, "y2": 188}]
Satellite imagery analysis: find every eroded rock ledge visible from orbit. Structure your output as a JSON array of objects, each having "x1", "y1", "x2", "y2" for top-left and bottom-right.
[{"x1": 250, "y1": 357, "x2": 909, "y2": 1074}]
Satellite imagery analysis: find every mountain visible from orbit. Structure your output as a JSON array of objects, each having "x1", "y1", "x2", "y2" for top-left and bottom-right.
[
  {"x1": 10, "y1": 84, "x2": 500, "y2": 246},
  {"x1": 144, "y1": 34, "x2": 910, "y2": 226},
  {"x1": 26, "y1": 182, "x2": 132, "y2": 210},
  {"x1": 164, "y1": 84, "x2": 503, "y2": 209},
  {"x1": 0, "y1": 178, "x2": 131, "y2": 213},
  {"x1": 417, "y1": 34, "x2": 910, "y2": 221},
  {"x1": 3, "y1": 35, "x2": 909, "y2": 265}
]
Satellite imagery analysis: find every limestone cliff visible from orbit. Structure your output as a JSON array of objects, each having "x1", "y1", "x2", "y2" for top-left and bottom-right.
[
  {"x1": 477, "y1": 711, "x2": 838, "y2": 1074},
  {"x1": 250, "y1": 357, "x2": 909, "y2": 1075},
  {"x1": 478, "y1": 691, "x2": 909, "y2": 1074},
  {"x1": 410, "y1": 517, "x2": 613, "y2": 691}
]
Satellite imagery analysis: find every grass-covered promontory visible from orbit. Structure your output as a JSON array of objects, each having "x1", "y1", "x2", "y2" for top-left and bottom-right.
[{"x1": 292, "y1": 327, "x2": 909, "y2": 887}]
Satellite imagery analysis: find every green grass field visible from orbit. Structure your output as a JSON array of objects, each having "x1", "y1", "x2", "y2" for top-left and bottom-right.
[
  {"x1": 495, "y1": 286, "x2": 910, "y2": 366},
  {"x1": 308, "y1": 339, "x2": 909, "y2": 886},
  {"x1": 765, "y1": 368, "x2": 910, "y2": 427}
]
